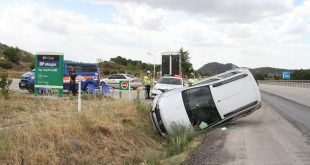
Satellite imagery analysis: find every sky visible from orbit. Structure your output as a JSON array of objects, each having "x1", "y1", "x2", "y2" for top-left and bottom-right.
[{"x1": 0, "y1": 0, "x2": 309, "y2": 70}]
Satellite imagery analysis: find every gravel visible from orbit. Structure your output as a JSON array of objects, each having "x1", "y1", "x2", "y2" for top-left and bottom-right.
[{"x1": 182, "y1": 128, "x2": 233, "y2": 165}]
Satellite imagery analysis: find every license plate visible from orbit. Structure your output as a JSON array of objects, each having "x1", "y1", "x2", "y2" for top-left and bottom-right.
[{"x1": 20, "y1": 83, "x2": 25, "y2": 86}]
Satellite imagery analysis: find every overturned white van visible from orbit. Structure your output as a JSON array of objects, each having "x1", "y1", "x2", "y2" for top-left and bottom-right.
[{"x1": 150, "y1": 68, "x2": 261, "y2": 136}]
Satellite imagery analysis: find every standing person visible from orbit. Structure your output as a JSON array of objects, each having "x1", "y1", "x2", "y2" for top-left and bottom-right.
[
  {"x1": 144, "y1": 70, "x2": 151, "y2": 99},
  {"x1": 188, "y1": 73, "x2": 198, "y2": 86},
  {"x1": 69, "y1": 65, "x2": 77, "y2": 96}
]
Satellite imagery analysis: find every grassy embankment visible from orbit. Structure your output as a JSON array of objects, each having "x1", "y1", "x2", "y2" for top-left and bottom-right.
[{"x1": 0, "y1": 93, "x2": 200, "y2": 164}]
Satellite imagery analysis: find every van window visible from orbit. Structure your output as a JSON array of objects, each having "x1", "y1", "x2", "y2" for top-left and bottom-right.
[
  {"x1": 126, "y1": 74, "x2": 135, "y2": 78},
  {"x1": 119, "y1": 75, "x2": 126, "y2": 79},
  {"x1": 182, "y1": 85, "x2": 221, "y2": 127},
  {"x1": 109, "y1": 75, "x2": 118, "y2": 79},
  {"x1": 67, "y1": 64, "x2": 97, "y2": 73}
]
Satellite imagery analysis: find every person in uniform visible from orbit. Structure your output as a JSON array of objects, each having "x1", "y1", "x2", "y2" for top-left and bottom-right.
[
  {"x1": 144, "y1": 70, "x2": 151, "y2": 99},
  {"x1": 69, "y1": 65, "x2": 77, "y2": 96}
]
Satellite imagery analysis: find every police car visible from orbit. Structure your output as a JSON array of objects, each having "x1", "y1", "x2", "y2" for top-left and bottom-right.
[{"x1": 151, "y1": 76, "x2": 184, "y2": 99}]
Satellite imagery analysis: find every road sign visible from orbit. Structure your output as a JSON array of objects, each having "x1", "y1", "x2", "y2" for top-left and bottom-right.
[
  {"x1": 34, "y1": 52, "x2": 64, "y2": 97},
  {"x1": 282, "y1": 71, "x2": 291, "y2": 80},
  {"x1": 119, "y1": 80, "x2": 130, "y2": 90}
]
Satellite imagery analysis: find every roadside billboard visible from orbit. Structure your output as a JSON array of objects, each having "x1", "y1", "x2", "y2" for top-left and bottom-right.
[
  {"x1": 282, "y1": 71, "x2": 291, "y2": 80},
  {"x1": 34, "y1": 52, "x2": 64, "y2": 97},
  {"x1": 161, "y1": 52, "x2": 181, "y2": 77}
]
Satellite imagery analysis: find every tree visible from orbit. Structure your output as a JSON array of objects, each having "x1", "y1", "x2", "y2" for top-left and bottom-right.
[
  {"x1": 29, "y1": 62, "x2": 35, "y2": 70},
  {"x1": 254, "y1": 73, "x2": 265, "y2": 80},
  {"x1": 291, "y1": 70, "x2": 310, "y2": 80},
  {"x1": 0, "y1": 72, "x2": 12, "y2": 99},
  {"x1": 3, "y1": 47, "x2": 20, "y2": 63},
  {"x1": 110, "y1": 56, "x2": 127, "y2": 66},
  {"x1": 0, "y1": 60, "x2": 13, "y2": 69},
  {"x1": 179, "y1": 48, "x2": 193, "y2": 77}
]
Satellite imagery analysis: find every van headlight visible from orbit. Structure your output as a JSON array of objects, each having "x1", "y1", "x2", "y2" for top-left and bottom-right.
[{"x1": 31, "y1": 75, "x2": 35, "y2": 80}]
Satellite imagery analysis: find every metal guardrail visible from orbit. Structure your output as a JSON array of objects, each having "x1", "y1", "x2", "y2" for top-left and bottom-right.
[{"x1": 258, "y1": 80, "x2": 310, "y2": 88}]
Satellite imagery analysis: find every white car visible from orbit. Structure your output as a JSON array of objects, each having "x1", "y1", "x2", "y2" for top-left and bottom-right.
[
  {"x1": 151, "y1": 76, "x2": 184, "y2": 99},
  {"x1": 150, "y1": 68, "x2": 262, "y2": 136},
  {"x1": 100, "y1": 74, "x2": 142, "y2": 89}
]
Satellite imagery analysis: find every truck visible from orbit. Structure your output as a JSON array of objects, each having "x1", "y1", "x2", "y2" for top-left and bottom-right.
[{"x1": 161, "y1": 52, "x2": 181, "y2": 77}]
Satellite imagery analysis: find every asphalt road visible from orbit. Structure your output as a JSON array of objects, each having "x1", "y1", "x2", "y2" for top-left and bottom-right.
[
  {"x1": 259, "y1": 84, "x2": 310, "y2": 108},
  {"x1": 184, "y1": 88, "x2": 310, "y2": 165}
]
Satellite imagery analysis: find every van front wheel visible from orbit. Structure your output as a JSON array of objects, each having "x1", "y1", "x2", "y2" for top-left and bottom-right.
[
  {"x1": 85, "y1": 83, "x2": 95, "y2": 94},
  {"x1": 27, "y1": 85, "x2": 34, "y2": 93}
]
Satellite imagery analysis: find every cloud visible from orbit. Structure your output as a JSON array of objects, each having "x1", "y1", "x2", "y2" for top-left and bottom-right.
[
  {"x1": 111, "y1": 2, "x2": 166, "y2": 30},
  {"x1": 92, "y1": 0, "x2": 294, "y2": 23},
  {"x1": 0, "y1": 1, "x2": 309, "y2": 70}
]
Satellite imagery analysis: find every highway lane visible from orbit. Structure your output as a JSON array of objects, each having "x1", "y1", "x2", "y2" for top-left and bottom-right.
[
  {"x1": 184, "y1": 89, "x2": 310, "y2": 165},
  {"x1": 262, "y1": 91, "x2": 310, "y2": 136},
  {"x1": 259, "y1": 84, "x2": 310, "y2": 108},
  {"x1": 223, "y1": 98, "x2": 310, "y2": 165}
]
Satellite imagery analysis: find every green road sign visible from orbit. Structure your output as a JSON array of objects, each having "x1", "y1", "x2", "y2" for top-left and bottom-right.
[
  {"x1": 119, "y1": 80, "x2": 130, "y2": 90},
  {"x1": 34, "y1": 52, "x2": 64, "y2": 97}
]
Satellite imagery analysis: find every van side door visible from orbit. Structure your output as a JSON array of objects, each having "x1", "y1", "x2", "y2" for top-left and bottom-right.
[{"x1": 210, "y1": 74, "x2": 258, "y2": 118}]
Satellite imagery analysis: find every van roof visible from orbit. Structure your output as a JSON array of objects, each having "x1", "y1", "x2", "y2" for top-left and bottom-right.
[
  {"x1": 192, "y1": 68, "x2": 250, "y2": 87},
  {"x1": 65, "y1": 62, "x2": 98, "y2": 65}
]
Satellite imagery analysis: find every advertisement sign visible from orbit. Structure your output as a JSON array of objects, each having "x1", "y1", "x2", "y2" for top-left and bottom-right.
[
  {"x1": 34, "y1": 52, "x2": 64, "y2": 97},
  {"x1": 282, "y1": 71, "x2": 291, "y2": 80}
]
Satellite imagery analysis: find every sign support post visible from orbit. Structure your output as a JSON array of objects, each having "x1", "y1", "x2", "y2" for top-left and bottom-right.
[
  {"x1": 77, "y1": 76, "x2": 82, "y2": 112},
  {"x1": 119, "y1": 91, "x2": 122, "y2": 98},
  {"x1": 119, "y1": 80, "x2": 130, "y2": 100},
  {"x1": 128, "y1": 81, "x2": 131, "y2": 100}
]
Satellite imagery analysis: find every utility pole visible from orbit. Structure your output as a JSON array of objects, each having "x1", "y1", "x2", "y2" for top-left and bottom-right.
[{"x1": 147, "y1": 53, "x2": 156, "y2": 86}]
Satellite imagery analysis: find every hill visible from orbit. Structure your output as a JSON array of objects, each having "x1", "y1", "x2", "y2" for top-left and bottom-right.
[
  {"x1": 250, "y1": 67, "x2": 286, "y2": 76},
  {"x1": 197, "y1": 62, "x2": 238, "y2": 74},
  {"x1": 0, "y1": 43, "x2": 34, "y2": 74},
  {"x1": 197, "y1": 62, "x2": 297, "y2": 80},
  {"x1": 98, "y1": 56, "x2": 161, "y2": 77}
]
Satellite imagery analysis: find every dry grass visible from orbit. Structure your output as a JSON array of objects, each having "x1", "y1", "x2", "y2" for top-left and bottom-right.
[
  {"x1": 0, "y1": 70, "x2": 25, "y2": 79},
  {"x1": 0, "y1": 93, "x2": 163, "y2": 164}
]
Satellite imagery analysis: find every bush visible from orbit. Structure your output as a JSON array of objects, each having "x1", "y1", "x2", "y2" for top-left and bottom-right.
[
  {"x1": 254, "y1": 73, "x2": 265, "y2": 80},
  {"x1": 0, "y1": 60, "x2": 13, "y2": 69},
  {"x1": 3, "y1": 47, "x2": 20, "y2": 63},
  {"x1": 0, "y1": 72, "x2": 12, "y2": 99},
  {"x1": 164, "y1": 124, "x2": 196, "y2": 158},
  {"x1": 29, "y1": 62, "x2": 35, "y2": 70}
]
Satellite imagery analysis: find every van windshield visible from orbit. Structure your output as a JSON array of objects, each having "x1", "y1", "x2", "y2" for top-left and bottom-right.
[
  {"x1": 158, "y1": 77, "x2": 182, "y2": 85},
  {"x1": 182, "y1": 85, "x2": 222, "y2": 128}
]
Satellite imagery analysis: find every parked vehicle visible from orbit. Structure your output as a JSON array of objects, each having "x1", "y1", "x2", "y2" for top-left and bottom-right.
[
  {"x1": 19, "y1": 62, "x2": 100, "y2": 93},
  {"x1": 151, "y1": 76, "x2": 184, "y2": 99},
  {"x1": 150, "y1": 68, "x2": 262, "y2": 136},
  {"x1": 100, "y1": 74, "x2": 142, "y2": 90},
  {"x1": 19, "y1": 69, "x2": 35, "y2": 93}
]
